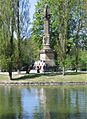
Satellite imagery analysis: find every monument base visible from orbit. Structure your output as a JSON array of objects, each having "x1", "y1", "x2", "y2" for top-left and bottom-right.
[{"x1": 40, "y1": 46, "x2": 55, "y2": 66}]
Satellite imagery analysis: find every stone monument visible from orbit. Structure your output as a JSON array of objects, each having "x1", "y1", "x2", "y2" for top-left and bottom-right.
[{"x1": 40, "y1": 4, "x2": 55, "y2": 66}]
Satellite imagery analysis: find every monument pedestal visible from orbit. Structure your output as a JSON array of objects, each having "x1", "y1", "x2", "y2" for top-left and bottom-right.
[{"x1": 40, "y1": 46, "x2": 55, "y2": 66}]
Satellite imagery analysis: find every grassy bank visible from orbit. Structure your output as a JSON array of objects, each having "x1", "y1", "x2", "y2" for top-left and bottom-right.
[
  {"x1": 0, "y1": 72, "x2": 87, "y2": 83},
  {"x1": 0, "y1": 74, "x2": 9, "y2": 80}
]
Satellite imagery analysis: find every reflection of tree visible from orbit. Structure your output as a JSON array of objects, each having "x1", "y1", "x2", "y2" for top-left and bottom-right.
[
  {"x1": 44, "y1": 88, "x2": 64, "y2": 119},
  {"x1": 0, "y1": 86, "x2": 22, "y2": 119},
  {"x1": 76, "y1": 91, "x2": 80, "y2": 115},
  {"x1": 37, "y1": 87, "x2": 87, "y2": 119},
  {"x1": 1, "y1": 86, "x2": 86, "y2": 119},
  {"x1": 34, "y1": 88, "x2": 47, "y2": 119}
]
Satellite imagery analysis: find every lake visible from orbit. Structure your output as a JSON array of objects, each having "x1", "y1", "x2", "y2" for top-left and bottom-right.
[{"x1": 0, "y1": 86, "x2": 87, "y2": 119}]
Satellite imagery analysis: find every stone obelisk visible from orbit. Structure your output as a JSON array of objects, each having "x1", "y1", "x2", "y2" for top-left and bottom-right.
[{"x1": 40, "y1": 4, "x2": 55, "y2": 66}]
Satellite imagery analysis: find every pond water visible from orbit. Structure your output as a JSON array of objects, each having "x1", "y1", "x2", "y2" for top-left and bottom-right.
[{"x1": 0, "y1": 86, "x2": 87, "y2": 119}]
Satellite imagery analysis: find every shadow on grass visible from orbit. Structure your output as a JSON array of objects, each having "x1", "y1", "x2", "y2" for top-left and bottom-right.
[
  {"x1": 13, "y1": 72, "x2": 61, "y2": 80},
  {"x1": 65, "y1": 72, "x2": 87, "y2": 75},
  {"x1": 13, "y1": 73, "x2": 42, "y2": 80},
  {"x1": 13, "y1": 71, "x2": 87, "y2": 80}
]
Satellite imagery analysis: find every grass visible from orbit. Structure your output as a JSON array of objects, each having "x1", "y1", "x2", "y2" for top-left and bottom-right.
[
  {"x1": 0, "y1": 72, "x2": 87, "y2": 83},
  {"x1": 0, "y1": 74, "x2": 9, "y2": 80}
]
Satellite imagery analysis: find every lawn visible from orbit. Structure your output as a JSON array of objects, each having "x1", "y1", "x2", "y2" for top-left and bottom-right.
[
  {"x1": 0, "y1": 72, "x2": 87, "y2": 83},
  {"x1": 0, "y1": 74, "x2": 9, "y2": 80}
]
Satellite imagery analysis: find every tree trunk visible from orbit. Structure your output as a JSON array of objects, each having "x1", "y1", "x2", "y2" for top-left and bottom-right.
[
  {"x1": 62, "y1": 66, "x2": 65, "y2": 76},
  {"x1": 75, "y1": 35, "x2": 79, "y2": 73},
  {"x1": 8, "y1": 61, "x2": 13, "y2": 80},
  {"x1": 8, "y1": 1, "x2": 14, "y2": 80},
  {"x1": 75, "y1": 62, "x2": 78, "y2": 73},
  {"x1": 17, "y1": 0, "x2": 21, "y2": 72},
  {"x1": 9, "y1": 29, "x2": 14, "y2": 80},
  {"x1": 9, "y1": 69, "x2": 12, "y2": 80},
  {"x1": 75, "y1": 17, "x2": 81, "y2": 73}
]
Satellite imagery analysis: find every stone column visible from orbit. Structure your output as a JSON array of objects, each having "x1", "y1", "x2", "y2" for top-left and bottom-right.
[{"x1": 40, "y1": 4, "x2": 55, "y2": 66}]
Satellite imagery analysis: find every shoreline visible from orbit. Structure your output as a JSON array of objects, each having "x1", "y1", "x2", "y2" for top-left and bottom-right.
[
  {"x1": 0, "y1": 72, "x2": 87, "y2": 86},
  {"x1": 0, "y1": 81, "x2": 87, "y2": 86}
]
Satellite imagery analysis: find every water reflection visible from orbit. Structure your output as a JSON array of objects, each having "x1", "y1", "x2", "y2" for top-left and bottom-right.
[{"x1": 0, "y1": 86, "x2": 87, "y2": 119}]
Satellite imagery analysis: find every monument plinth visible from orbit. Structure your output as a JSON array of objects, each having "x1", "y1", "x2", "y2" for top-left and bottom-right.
[{"x1": 40, "y1": 4, "x2": 55, "y2": 66}]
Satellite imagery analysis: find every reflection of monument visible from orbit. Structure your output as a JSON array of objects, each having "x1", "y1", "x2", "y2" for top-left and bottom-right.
[{"x1": 40, "y1": 4, "x2": 55, "y2": 66}]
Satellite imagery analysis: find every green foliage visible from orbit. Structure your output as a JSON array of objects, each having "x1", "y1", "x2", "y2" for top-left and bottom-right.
[
  {"x1": 0, "y1": 0, "x2": 87, "y2": 75},
  {"x1": 19, "y1": 39, "x2": 39, "y2": 67},
  {"x1": 0, "y1": 0, "x2": 31, "y2": 74},
  {"x1": 0, "y1": 38, "x2": 17, "y2": 71},
  {"x1": 0, "y1": 0, "x2": 16, "y2": 76},
  {"x1": 32, "y1": 0, "x2": 87, "y2": 73},
  {"x1": 80, "y1": 51, "x2": 87, "y2": 70}
]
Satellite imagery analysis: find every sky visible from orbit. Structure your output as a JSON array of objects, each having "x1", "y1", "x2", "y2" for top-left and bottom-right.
[
  {"x1": 29, "y1": 0, "x2": 38, "y2": 22},
  {"x1": 14, "y1": 0, "x2": 38, "y2": 39}
]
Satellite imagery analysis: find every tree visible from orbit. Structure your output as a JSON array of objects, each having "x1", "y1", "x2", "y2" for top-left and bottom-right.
[
  {"x1": 0, "y1": 0, "x2": 16, "y2": 80},
  {"x1": 16, "y1": 0, "x2": 30, "y2": 72},
  {"x1": 32, "y1": 0, "x2": 87, "y2": 74},
  {"x1": 70, "y1": 0, "x2": 87, "y2": 72},
  {"x1": 0, "y1": 0, "x2": 30, "y2": 79},
  {"x1": 32, "y1": 0, "x2": 75, "y2": 75}
]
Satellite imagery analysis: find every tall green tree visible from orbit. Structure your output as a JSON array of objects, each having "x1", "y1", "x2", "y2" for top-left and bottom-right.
[
  {"x1": 0, "y1": 0, "x2": 16, "y2": 80},
  {"x1": 32, "y1": 0, "x2": 87, "y2": 74},
  {"x1": 16, "y1": 0, "x2": 30, "y2": 72},
  {"x1": 32, "y1": 0, "x2": 74, "y2": 75},
  {"x1": 70, "y1": 0, "x2": 87, "y2": 72},
  {"x1": 0, "y1": 0, "x2": 30, "y2": 79}
]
